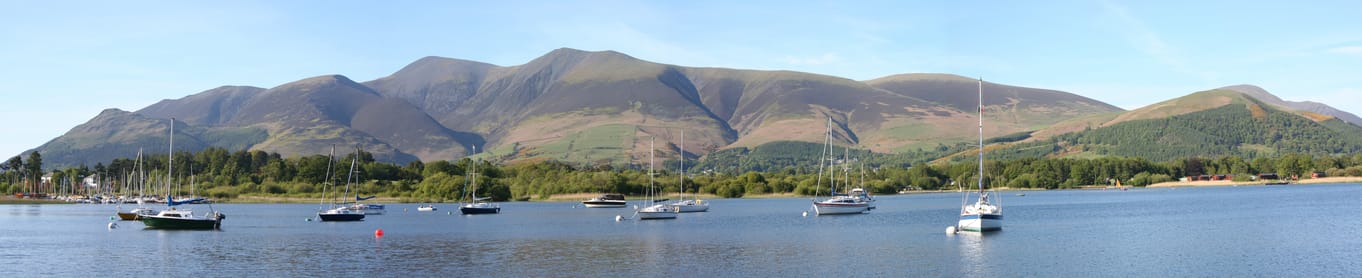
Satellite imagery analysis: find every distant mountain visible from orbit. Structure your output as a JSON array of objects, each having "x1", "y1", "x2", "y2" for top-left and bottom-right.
[
  {"x1": 988, "y1": 87, "x2": 1362, "y2": 161},
  {"x1": 27, "y1": 48, "x2": 1122, "y2": 169}
]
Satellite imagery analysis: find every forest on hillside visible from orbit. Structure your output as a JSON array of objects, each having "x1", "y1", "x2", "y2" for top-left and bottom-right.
[{"x1": 5, "y1": 146, "x2": 1362, "y2": 202}]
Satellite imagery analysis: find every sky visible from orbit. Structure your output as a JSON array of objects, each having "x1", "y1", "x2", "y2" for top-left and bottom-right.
[{"x1": 2, "y1": 0, "x2": 1360, "y2": 159}]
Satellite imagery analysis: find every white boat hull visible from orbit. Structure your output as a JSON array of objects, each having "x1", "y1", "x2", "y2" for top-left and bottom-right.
[
  {"x1": 957, "y1": 213, "x2": 1003, "y2": 232},
  {"x1": 637, "y1": 205, "x2": 677, "y2": 220},
  {"x1": 582, "y1": 202, "x2": 627, "y2": 208},
  {"x1": 812, "y1": 202, "x2": 869, "y2": 215},
  {"x1": 670, "y1": 200, "x2": 709, "y2": 212}
]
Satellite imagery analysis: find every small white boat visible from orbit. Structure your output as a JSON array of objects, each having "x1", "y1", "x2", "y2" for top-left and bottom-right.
[
  {"x1": 417, "y1": 205, "x2": 437, "y2": 212},
  {"x1": 582, "y1": 194, "x2": 627, "y2": 208}
]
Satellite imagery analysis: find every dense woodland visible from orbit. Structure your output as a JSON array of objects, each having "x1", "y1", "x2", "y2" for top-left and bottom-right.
[{"x1": 5, "y1": 145, "x2": 1362, "y2": 202}]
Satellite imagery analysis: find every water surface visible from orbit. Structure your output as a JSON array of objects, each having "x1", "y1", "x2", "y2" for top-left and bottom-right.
[{"x1": 4, "y1": 184, "x2": 1361, "y2": 276}]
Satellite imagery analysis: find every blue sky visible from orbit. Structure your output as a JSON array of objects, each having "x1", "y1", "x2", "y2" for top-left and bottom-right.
[{"x1": 3, "y1": 0, "x2": 1360, "y2": 159}]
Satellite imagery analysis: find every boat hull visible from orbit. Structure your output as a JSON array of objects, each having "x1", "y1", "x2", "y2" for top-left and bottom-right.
[
  {"x1": 141, "y1": 215, "x2": 221, "y2": 230},
  {"x1": 670, "y1": 200, "x2": 709, "y2": 212},
  {"x1": 116, "y1": 212, "x2": 139, "y2": 221},
  {"x1": 350, "y1": 204, "x2": 385, "y2": 215},
  {"x1": 637, "y1": 205, "x2": 678, "y2": 220},
  {"x1": 957, "y1": 213, "x2": 1003, "y2": 232},
  {"x1": 813, "y1": 199, "x2": 869, "y2": 215},
  {"x1": 318, "y1": 213, "x2": 365, "y2": 222},
  {"x1": 582, "y1": 201, "x2": 627, "y2": 208},
  {"x1": 460, "y1": 206, "x2": 500, "y2": 214},
  {"x1": 813, "y1": 203, "x2": 869, "y2": 215}
]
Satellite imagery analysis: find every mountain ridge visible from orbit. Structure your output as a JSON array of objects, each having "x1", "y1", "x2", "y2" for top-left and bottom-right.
[{"x1": 27, "y1": 48, "x2": 1353, "y2": 170}]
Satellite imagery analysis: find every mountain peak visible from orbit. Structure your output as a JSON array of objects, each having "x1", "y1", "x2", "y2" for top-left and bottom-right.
[
  {"x1": 1218, "y1": 84, "x2": 1284, "y2": 104},
  {"x1": 866, "y1": 73, "x2": 973, "y2": 83}
]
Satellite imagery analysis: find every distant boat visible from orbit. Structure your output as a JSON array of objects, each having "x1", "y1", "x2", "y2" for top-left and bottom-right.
[
  {"x1": 850, "y1": 161, "x2": 876, "y2": 210},
  {"x1": 349, "y1": 202, "x2": 386, "y2": 215},
  {"x1": 669, "y1": 131, "x2": 708, "y2": 213},
  {"x1": 461, "y1": 147, "x2": 501, "y2": 215},
  {"x1": 812, "y1": 117, "x2": 870, "y2": 215},
  {"x1": 116, "y1": 148, "x2": 157, "y2": 221},
  {"x1": 637, "y1": 137, "x2": 677, "y2": 220},
  {"x1": 141, "y1": 118, "x2": 224, "y2": 230},
  {"x1": 582, "y1": 194, "x2": 627, "y2": 208},
  {"x1": 955, "y1": 79, "x2": 1003, "y2": 233},
  {"x1": 417, "y1": 205, "x2": 438, "y2": 212},
  {"x1": 317, "y1": 146, "x2": 364, "y2": 222}
]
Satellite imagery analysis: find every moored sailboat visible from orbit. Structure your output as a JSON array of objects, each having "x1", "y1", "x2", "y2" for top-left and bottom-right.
[
  {"x1": 669, "y1": 131, "x2": 708, "y2": 213},
  {"x1": 460, "y1": 147, "x2": 500, "y2": 215},
  {"x1": 141, "y1": 118, "x2": 224, "y2": 230},
  {"x1": 318, "y1": 146, "x2": 365, "y2": 222},
  {"x1": 812, "y1": 118, "x2": 869, "y2": 215},
  {"x1": 637, "y1": 137, "x2": 677, "y2": 220},
  {"x1": 955, "y1": 78, "x2": 1003, "y2": 233},
  {"x1": 116, "y1": 148, "x2": 157, "y2": 220}
]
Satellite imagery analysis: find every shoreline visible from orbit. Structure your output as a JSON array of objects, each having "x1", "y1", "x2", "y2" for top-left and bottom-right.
[
  {"x1": 10, "y1": 177, "x2": 1361, "y2": 204},
  {"x1": 1147, "y1": 176, "x2": 1362, "y2": 188}
]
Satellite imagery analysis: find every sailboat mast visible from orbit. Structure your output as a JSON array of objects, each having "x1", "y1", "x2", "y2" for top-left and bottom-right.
[
  {"x1": 649, "y1": 137, "x2": 655, "y2": 204},
  {"x1": 343, "y1": 147, "x2": 358, "y2": 206},
  {"x1": 679, "y1": 131, "x2": 683, "y2": 201},
  {"x1": 168, "y1": 118, "x2": 174, "y2": 203},
  {"x1": 977, "y1": 78, "x2": 985, "y2": 195},
  {"x1": 470, "y1": 146, "x2": 477, "y2": 201}
]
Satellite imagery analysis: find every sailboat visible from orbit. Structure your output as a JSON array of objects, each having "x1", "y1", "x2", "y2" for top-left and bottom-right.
[
  {"x1": 349, "y1": 195, "x2": 386, "y2": 215},
  {"x1": 141, "y1": 118, "x2": 225, "y2": 230},
  {"x1": 955, "y1": 78, "x2": 1003, "y2": 233},
  {"x1": 318, "y1": 146, "x2": 365, "y2": 222},
  {"x1": 669, "y1": 131, "x2": 708, "y2": 213},
  {"x1": 116, "y1": 148, "x2": 157, "y2": 220},
  {"x1": 812, "y1": 118, "x2": 870, "y2": 215},
  {"x1": 460, "y1": 146, "x2": 500, "y2": 215},
  {"x1": 637, "y1": 137, "x2": 678, "y2": 220}
]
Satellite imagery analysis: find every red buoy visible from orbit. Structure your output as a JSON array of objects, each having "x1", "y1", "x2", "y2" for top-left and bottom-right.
[{"x1": 375, "y1": 228, "x2": 384, "y2": 237}]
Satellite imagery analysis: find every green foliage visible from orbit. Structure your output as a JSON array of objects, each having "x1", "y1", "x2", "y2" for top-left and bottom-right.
[{"x1": 1012, "y1": 105, "x2": 1362, "y2": 161}]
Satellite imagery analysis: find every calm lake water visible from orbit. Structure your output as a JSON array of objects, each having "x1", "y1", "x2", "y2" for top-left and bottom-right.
[{"x1": 5, "y1": 184, "x2": 1362, "y2": 277}]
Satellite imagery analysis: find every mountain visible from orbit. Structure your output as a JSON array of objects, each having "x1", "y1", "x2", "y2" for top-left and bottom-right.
[
  {"x1": 27, "y1": 48, "x2": 1122, "y2": 169},
  {"x1": 987, "y1": 87, "x2": 1362, "y2": 162}
]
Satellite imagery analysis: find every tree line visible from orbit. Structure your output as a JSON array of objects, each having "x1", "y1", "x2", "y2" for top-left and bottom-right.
[{"x1": 4, "y1": 147, "x2": 1362, "y2": 201}]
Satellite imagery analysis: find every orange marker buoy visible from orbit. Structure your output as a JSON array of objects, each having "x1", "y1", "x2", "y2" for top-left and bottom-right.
[{"x1": 375, "y1": 228, "x2": 384, "y2": 237}]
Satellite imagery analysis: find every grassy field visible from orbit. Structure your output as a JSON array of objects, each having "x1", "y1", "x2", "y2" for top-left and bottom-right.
[{"x1": 532, "y1": 124, "x2": 636, "y2": 165}]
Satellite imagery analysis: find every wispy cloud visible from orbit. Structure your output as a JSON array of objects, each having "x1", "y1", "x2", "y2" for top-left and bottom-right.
[
  {"x1": 1329, "y1": 46, "x2": 1362, "y2": 57},
  {"x1": 1099, "y1": 0, "x2": 1215, "y2": 82}
]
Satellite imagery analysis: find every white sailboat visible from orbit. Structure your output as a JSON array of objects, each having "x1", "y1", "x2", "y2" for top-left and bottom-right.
[
  {"x1": 956, "y1": 78, "x2": 1003, "y2": 233},
  {"x1": 812, "y1": 117, "x2": 870, "y2": 215},
  {"x1": 669, "y1": 131, "x2": 708, "y2": 213},
  {"x1": 637, "y1": 137, "x2": 678, "y2": 220}
]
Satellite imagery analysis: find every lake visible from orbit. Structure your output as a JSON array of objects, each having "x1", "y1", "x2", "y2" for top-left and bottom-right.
[{"x1": 4, "y1": 184, "x2": 1362, "y2": 277}]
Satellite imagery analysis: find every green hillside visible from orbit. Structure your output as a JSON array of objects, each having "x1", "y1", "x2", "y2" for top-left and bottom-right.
[{"x1": 991, "y1": 99, "x2": 1362, "y2": 161}]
